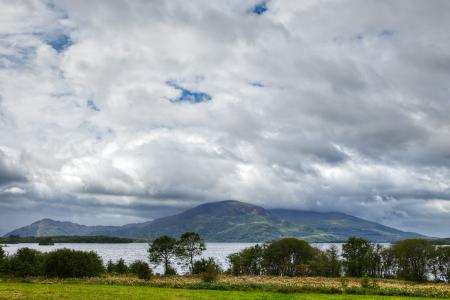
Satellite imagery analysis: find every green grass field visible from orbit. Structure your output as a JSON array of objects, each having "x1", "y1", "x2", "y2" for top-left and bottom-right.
[{"x1": 0, "y1": 283, "x2": 449, "y2": 300}]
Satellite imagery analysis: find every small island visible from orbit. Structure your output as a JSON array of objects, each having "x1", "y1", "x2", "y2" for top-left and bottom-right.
[{"x1": 38, "y1": 237, "x2": 54, "y2": 246}]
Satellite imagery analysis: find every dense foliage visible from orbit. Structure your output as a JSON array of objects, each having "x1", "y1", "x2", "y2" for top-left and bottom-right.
[
  {"x1": 43, "y1": 249, "x2": 104, "y2": 277},
  {"x1": 228, "y1": 237, "x2": 450, "y2": 282},
  {"x1": 129, "y1": 260, "x2": 153, "y2": 280},
  {"x1": 0, "y1": 248, "x2": 103, "y2": 278}
]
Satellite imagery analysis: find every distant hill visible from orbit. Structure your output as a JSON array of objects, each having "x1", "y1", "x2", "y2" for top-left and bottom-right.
[
  {"x1": 5, "y1": 218, "x2": 120, "y2": 237},
  {"x1": 5, "y1": 200, "x2": 425, "y2": 242}
]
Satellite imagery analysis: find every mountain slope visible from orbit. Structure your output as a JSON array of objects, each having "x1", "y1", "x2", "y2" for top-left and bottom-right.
[
  {"x1": 114, "y1": 200, "x2": 282, "y2": 241},
  {"x1": 4, "y1": 200, "x2": 426, "y2": 242},
  {"x1": 6, "y1": 218, "x2": 119, "y2": 237},
  {"x1": 268, "y1": 209, "x2": 421, "y2": 242}
]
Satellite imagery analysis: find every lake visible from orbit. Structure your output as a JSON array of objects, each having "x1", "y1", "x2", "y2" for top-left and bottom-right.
[{"x1": 1, "y1": 242, "x2": 350, "y2": 274}]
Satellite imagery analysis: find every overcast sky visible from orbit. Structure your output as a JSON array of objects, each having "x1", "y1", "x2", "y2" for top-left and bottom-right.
[{"x1": 1, "y1": 0, "x2": 450, "y2": 237}]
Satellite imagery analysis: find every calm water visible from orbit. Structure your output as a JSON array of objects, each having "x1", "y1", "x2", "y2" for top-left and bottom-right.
[
  {"x1": 2, "y1": 243, "x2": 255, "y2": 274},
  {"x1": 1, "y1": 242, "x2": 384, "y2": 274}
]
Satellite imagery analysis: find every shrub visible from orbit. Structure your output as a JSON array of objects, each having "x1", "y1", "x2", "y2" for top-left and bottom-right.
[
  {"x1": 114, "y1": 258, "x2": 128, "y2": 274},
  {"x1": 106, "y1": 259, "x2": 115, "y2": 273},
  {"x1": 340, "y1": 277, "x2": 349, "y2": 290},
  {"x1": 201, "y1": 264, "x2": 220, "y2": 282},
  {"x1": 129, "y1": 260, "x2": 152, "y2": 280},
  {"x1": 8, "y1": 248, "x2": 44, "y2": 277},
  {"x1": 43, "y1": 248, "x2": 104, "y2": 278},
  {"x1": 360, "y1": 274, "x2": 370, "y2": 288},
  {"x1": 195, "y1": 257, "x2": 221, "y2": 282}
]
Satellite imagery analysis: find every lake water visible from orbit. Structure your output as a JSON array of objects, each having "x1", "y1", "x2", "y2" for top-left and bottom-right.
[{"x1": 1, "y1": 242, "x2": 349, "y2": 274}]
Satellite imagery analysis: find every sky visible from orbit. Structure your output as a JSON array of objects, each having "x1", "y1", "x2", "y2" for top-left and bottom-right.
[{"x1": 0, "y1": 0, "x2": 450, "y2": 237}]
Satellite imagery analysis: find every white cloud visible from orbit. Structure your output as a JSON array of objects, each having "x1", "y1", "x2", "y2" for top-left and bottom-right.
[{"x1": 0, "y1": 0, "x2": 450, "y2": 236}]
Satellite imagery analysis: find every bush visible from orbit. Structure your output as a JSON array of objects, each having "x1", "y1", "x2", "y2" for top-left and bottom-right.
[
  {"x1": 360, "y1": 274, "x2": 370, "y2": 288},
  {"x1": 115, "y1": 258, "x2": 128, "y2": 274},
  {"x1": 43, "y1": 248, "x2": 104, "y2": 278},
  {"x1": 196, "y1": 257, "x2": 221, "y2": 282},
  {"x1": 129, "y1": 260, "x2": 152, "y2": 280},
  {"x1": 8, "y1": 248, "x2": 44, "y2": 277},
  {"x1": 106, "y1": 259, "x2": 115, "y2": 273}
]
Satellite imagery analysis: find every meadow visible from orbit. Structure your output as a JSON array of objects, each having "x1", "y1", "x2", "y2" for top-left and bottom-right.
[
  {"x1": 1, "y1": 275, "x2": 449, "y2": 299},
  {"x1": 1, "y1": 281, "x2": 450, "y2": 300}
]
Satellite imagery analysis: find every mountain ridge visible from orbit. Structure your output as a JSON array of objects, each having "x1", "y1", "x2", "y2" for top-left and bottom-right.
[{"x1": 5, "y1": 200, "x2": 425, "y2": 242}]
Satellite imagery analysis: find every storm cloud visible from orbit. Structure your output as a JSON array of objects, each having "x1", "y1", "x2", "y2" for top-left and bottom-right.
[{"x1": 0, "y1": 0, "x2": 449, "y2": 236}]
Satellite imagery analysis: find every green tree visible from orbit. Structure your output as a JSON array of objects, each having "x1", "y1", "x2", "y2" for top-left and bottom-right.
[
  {"x1": 227, "y1": 244, "x2": 264, "y2": 276},
  {"x1": 43, "y1": 248, "x2": 104, "y2": 278},
  {"x1": 263, "y1": 238, "x2": 315, "y2": 276},
  {"x1": 0, "y1": 245, "x2": 4, "y2": 261},
  {"x1": 148, "y1": 235, "x2": 177, "y2": 275},
  {"x1": 380, "y1": 247, "x2": 397, "y2": 278},
  {"x1": 114, "y1": 258, "x2": 128, "y2": 274},
  {"x1": 320, "y1": 245, "x2": 342, "y2": 277},
  {"x1": 0, "y1": 245, "x2": 5, "y2": 273},
  {"x1": 342, "y1": 237, "x2": 374, "y2": 277},
  {"x1": 9, "y1": 248, "x2": 45, "y2": 277},
  {"x1": 434, "y1": 246, "x2": 450, "y2": 282},
  {"x1": 129, "y1": 260, "x2": 153, "y2": 280},
  {"x1": 390, "y1": 239, "x2": 434, "y2": 282},
  {"x1": 176, "y1": 232, "x2": 206, "y2": 274},
  {"x1": 106, "y1": 259, "x2": 115, "y2": 273}
]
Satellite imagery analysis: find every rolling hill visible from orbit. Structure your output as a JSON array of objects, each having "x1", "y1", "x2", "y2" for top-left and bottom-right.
[{"x1": 5, "y1": 200, "x2": 425, "y2": 242}]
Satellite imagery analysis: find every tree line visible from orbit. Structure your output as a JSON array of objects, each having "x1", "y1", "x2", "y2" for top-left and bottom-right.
[
  {"x1": 227, "y1": 237, "x2": 450, "y2": 282},
  {"x1": 1, "y1": 234, "x2": 449, "y2": 282}
]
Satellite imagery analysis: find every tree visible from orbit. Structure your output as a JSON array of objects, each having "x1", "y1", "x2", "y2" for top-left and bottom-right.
[
  {"x1": 227, "y1": 244, "x2": 264, "y2": 276},
  {"x1": 435, "y1": 246, "x2": 450, "y2": 282},
  {"x1": 263, "y1": 238, "x2": 315, "y2": 276},
  {"x1": 323, "y1": 245, "x2": 342, "y2": 277},
  {"x1": 106, "y1": 259, "x2": 115, "y2": 273},
  {"x1": 43, "y1": 248, "x2": 104, "y2": 278},
  {"x1": 176, "y1": 232, "x2": 206, "y2": 274},
  {"x1": 0, "y1": 245, "x2": 5, "y2": 273},
  {"x1": 148, "y1": 236, "x2": 177, "y2": 275},
  {"x1": 342, "y1": 237, "x2": 374, "y2": 277},
  {"x1": 114, "y1": 258, "x2": 128, "y2": 274},
  {"x1": 380, "y1": 247, "x2": 397, "y2": 278},
  {"x1": 9, "y1": 248, "x2": 45, "y2": 277},
  {"x1": 390, "y1": 239, "x2": 434, "y2": 282},
  {"x1": 129, "y1": 260, "x2": 153, "y2": 280},
  {"x1": 0, "y1": 245, "x2": 4, "y2": 261}
]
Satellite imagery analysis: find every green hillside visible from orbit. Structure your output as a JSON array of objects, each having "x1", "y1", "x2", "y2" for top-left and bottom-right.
[{"x1": 5, "y1": 200, "x2": 426, "y2": 242}]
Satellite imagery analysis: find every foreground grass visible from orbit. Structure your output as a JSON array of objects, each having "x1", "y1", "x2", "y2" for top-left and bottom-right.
[{"x1": 0, "y1": 282, "x2": 449, "y2": 300}]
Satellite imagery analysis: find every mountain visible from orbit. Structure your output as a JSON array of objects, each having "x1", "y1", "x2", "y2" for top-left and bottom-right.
[
  {"x1": 5, "y1": 218, "x2": 120, "y2": 237},
  {"x1": 5, "y1": 200, "x2": 425, "y2": 242}
]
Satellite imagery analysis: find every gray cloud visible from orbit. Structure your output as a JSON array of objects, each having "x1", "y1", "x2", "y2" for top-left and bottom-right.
[{"x1": 0, "y1": 0, "x2": 449, "y2": 237}]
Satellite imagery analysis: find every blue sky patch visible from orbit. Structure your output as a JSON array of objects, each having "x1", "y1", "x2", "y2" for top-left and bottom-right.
[
  {"x1": 87, "y1": 99, "x2": 100, "y2": 111},
  {"x1": 46, "y1": 34, "x2": 72, "y2": 53},
  {"x1": 250, "y1": 1, "x2": 268, "y2": 15},
  {"x1": 166, "y1": 80, "x2": 212, "y2": 103}
]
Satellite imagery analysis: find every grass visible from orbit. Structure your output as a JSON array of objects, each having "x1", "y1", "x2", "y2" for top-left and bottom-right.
[{"x1": 0, "y1": 282, "x2": 449, "y2": 300}]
